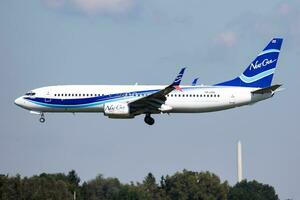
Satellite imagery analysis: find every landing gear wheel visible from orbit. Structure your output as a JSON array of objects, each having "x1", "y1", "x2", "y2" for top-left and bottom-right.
[
  {"x1": 39, "y1": 113, "x2": 45, "y2": 123},
  {"x1": 144, "y1": 114, "x2": 155, "y2": 125},
  {"x1": 39, "y1": 117, "x2": 45, "y2": 123}
]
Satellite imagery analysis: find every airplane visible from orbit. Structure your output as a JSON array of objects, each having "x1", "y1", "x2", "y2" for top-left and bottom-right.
[{"x1": 15, "y1": 38, "x2": 283, "y2": 125}]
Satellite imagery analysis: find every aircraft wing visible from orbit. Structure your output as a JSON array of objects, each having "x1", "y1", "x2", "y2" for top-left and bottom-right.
[{"x1": 129, "y1": 68, "x2": 186, "y2": 113}]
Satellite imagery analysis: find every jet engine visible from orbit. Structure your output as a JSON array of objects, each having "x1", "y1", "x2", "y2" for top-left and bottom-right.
[{"x1": 104, "y1": 102, "x2": 133, "y2": 118}]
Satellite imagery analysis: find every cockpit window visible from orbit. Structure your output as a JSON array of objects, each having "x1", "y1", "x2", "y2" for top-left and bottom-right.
[{"x1": 25, "y1": 92, "x2": 36, "y2": 96}]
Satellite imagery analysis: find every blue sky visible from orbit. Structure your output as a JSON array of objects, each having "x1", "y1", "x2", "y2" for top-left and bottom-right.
[{"x1": 1, "y1": 0, "x2": 300, "y2": 199}]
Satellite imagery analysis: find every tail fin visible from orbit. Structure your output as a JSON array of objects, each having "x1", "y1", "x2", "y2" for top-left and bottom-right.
[{"x1": 216, "y1": 38, "x2": 283, "y2": 88}]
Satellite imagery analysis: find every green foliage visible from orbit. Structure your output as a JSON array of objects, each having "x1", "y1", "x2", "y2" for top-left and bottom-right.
[
  {"x1": 0, "y1": 173, "x2": 73, "y2": 200},
  {"x1": 0, "y1": 171, "x2": 279, "y2": 200},
  {"x1": 81, "y1": 174, "x2": 122, "y2": 200},
  {"x1": 228, "y1": 180, "x2": 279, "y2": 200},
  {"x1": 161, "y1": 170, "x2": 229, "y2": 200}
]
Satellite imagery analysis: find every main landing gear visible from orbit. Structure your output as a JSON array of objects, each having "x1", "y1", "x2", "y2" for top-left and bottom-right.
[
  {"x1": 144, "y1": 113, "x2": 155, "y2": 125},
  {"x1": 39, "y1": 113, "x2": 45, "y2": 123}
]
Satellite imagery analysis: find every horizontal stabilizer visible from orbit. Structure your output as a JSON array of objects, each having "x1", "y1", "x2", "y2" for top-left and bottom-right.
[{"x1": 251, "y1": 84, "x2": 282, "y2": 94}]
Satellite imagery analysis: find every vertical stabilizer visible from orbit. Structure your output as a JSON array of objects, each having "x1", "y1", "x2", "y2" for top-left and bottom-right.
[{"x1": 216, "y1": 38, "x2": 283, "y2": 88}]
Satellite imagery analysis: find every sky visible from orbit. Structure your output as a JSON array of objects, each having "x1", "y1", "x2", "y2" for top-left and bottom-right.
[{"x1": 0, "y1": 0, "x2": 299, "y2": 199}]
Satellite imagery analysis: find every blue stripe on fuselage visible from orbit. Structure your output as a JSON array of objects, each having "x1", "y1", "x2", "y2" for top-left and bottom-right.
[
  {"x1": 24, "y1": 87, "x2": 218, "y2": 109},
  {"x1": 24, "y1": 89, "x2": 160, "y2": 108}
]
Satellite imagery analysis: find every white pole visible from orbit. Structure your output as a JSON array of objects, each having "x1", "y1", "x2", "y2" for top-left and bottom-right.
[
  {"x1": 73, "y1": 191, "x2": 76, "y2": 200},
  {"x1": 237, "y1": 140, "x2": 243, "y2": 182}
]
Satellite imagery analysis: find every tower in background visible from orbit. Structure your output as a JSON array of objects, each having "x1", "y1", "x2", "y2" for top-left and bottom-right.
[{"x1": 237, "y1": 140, "x2": 243, "y2": 182}]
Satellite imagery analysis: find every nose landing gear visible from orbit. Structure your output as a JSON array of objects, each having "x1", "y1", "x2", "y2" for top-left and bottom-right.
[
  {"x1": 144, "y1": 113, "x2": 155, "y2": 125},
  {"x1": 39, "y1": 113, "x2": 45, "y2": 123}
]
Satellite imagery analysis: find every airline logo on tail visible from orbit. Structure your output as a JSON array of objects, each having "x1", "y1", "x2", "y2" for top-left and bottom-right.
[
  {"x1": 249, "y1": 59, "x2": 277, "y2": 70},
  {"x1": 216, "y1": 38, "x2": 283, "y2": 88}
]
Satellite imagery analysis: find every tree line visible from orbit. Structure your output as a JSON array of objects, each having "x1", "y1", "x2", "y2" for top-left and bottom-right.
[{"x1": 0, "y1": 170, "x2": 279, "y2": 200}]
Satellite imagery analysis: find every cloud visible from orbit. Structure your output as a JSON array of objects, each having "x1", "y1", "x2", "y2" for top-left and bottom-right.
[
  {"x1": 211, "y1": 0, "x2": 300, "y2": 50},
  {"x1": 73, "y1": 0, "x2": 134, "y2": 15},
  {"x1": 198, "y1": 0, "x2": 300, "y2": 68},
  {"x1": 278, "y1": 3, "x2": 291, "y2": 15},
  {"x1": 214, "y1": 31, "x2": 237, "y2": 48},
  {"x1": 43, "y1": 0, "x2": 135, "y2": 15}
]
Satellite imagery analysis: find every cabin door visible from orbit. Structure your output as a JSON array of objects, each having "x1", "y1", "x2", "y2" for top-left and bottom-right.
[{"x1": 45, "y1": 92, "x2": 51, "y2": 103}]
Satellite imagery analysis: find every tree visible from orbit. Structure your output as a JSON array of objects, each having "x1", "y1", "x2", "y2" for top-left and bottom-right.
[
  {"x1": 0, "y1": 171, "x2": 280, "y2": 200},
  {"x1": 161, "y1": 170, "x2": 229, "y2": 200},
  {"x1": 67, "y1": 170, "x2": 81, "y2": 199},
  {"x1": 228, "y1": 180, "x2": 279, "y2": 200},
  {"x1": 141, "y1": 173, "x2": 161, "y2": 200},
  {"x1": 68, "y1": 170, "x2": 80, "y2": 186},
  {"x1": 81, "y1": 174, "x2": 122, "y2": 200}
]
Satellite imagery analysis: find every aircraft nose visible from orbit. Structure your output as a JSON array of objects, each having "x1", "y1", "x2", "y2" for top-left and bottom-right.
[{"x1": 14, "y1": 97, "x2": 23, "y2": 107}]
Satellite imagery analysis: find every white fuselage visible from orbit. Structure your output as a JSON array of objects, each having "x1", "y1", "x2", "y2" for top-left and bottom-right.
[{"x1": 15, "y1": 85, "x2": 272, "y2": 115}]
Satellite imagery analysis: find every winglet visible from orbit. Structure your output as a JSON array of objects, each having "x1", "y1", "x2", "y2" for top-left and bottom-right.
[
  {"x1": 192, "y1": 77, "x2": 199, "y2": 86},
  {"x1": 171, "y1": 67, "x2": 186, "y2": 86}
]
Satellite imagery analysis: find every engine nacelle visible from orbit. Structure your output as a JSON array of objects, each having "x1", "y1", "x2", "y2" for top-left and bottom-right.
[{"x1": 104, "y1": 102, "x2": 131, "y2": 118}]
